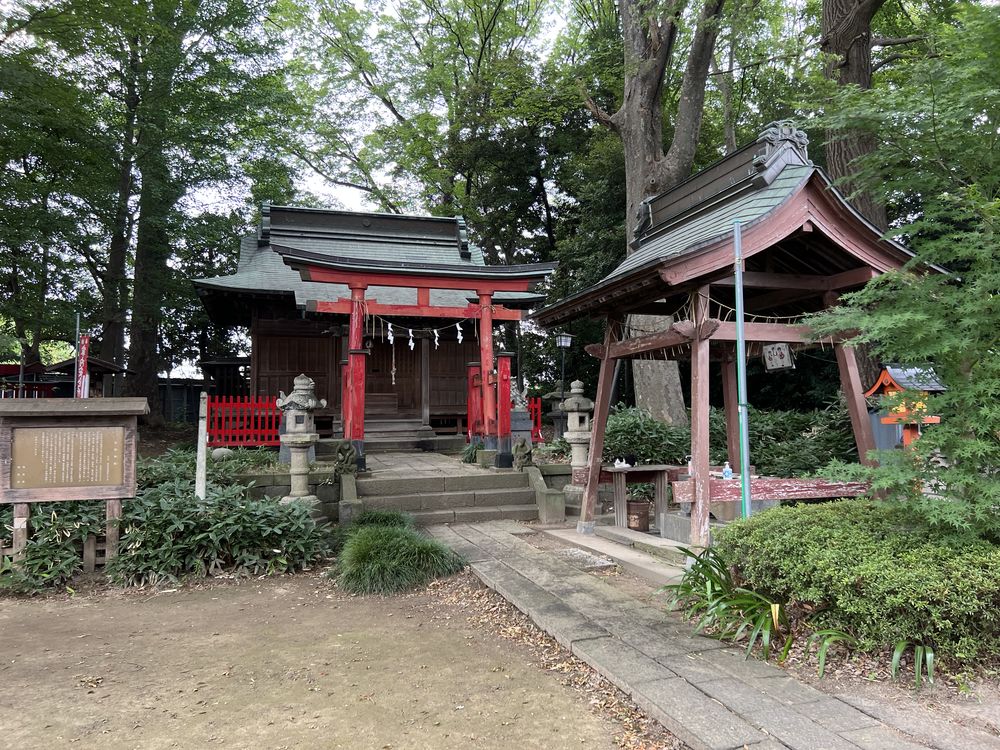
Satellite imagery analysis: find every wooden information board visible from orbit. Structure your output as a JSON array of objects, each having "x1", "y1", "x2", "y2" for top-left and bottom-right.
[
  {"x1": 0, "y1": 398, "x2": 148, "y2": 565},
  {"x1": 0, "y1": 399, "x2": 146, "y2": 504}
]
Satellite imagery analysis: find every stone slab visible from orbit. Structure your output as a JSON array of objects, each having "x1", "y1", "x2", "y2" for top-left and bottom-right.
[
  {"x1": 795, "y1": 698, "x2": 881, "y2": 733},
  {"x1": 657, "y1": 653, "x2": 732, "y2": 686},
  {"x1": 838, "y1": 726, "x2": 934, "y2": 750},
  {"x1": 571, "y1": 636, "x2": 677, "y2": 695},
  {"x1": 748, "y1": 706, "x2": 863, "y2": 750},
  {"x1": 699, "y1": 647, "x2": 790, "y2": 681},
  {"x1": 499, "y1": 504, "x2": 539, "y2": 521},
  {"x1": 454, "y1": 507, "x2": 503, "y2": 523},
  {"x1": 697, "y1": 677, "x2": 787, "y2": 717},
  {"x1": 443, "y1": 472, "x2": 528, "y2": 491},
  {"x1": 631, "y1": 677, "x2": 766, "y2": 750},
  {"x1": 552, "y1": 547, "x2": 617, "y2": 572}
]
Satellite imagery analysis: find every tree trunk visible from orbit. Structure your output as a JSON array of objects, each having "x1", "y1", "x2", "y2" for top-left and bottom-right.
[
  {"x1": 98, "y1": 39, "x2": 139, "y2": 371},
  {"x1": 821, "y1": 0, "x2": 888, "y2": 230},
  {"x1": 587, "y1": 0, "x2": 726, "y2": 425}
]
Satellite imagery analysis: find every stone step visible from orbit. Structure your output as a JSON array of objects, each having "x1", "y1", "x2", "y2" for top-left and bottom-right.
[
  {"x1": 410, "y1": 505, "x2": 538, "y2": 526},
  {"x1": 362, "y1": 487, "x2": 536, "y2": 512},
  {"x1": 593, "y1": 526, "x2": 690, "y2": 566},
  {"x1": 357, "y1": 471, "x2": 529, "y2": 497},
  {"x1": 316, "y1": 435, "x2": 468, "y2": 455}
]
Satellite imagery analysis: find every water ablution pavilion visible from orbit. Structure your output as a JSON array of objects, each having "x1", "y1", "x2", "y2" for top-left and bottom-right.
[{"x1": 533, "y1": 123, "x2": 924, "y2": 546}]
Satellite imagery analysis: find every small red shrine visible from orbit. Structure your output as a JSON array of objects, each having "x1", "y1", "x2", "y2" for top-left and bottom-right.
[
  {"x1": 865, "y1": 366, "x2": 945, "y2": 447},
  {"x1": 534, "y1": 123, "x2": 939, "y2": 546},
  {"x1": 194, "y1": 206, "x2": 554, "y2": 469}
]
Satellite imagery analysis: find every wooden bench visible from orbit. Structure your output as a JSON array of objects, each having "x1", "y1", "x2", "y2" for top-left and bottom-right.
[
  {"x1": 671, "y1": 477, "x2": 869, "y2": 504},
  {"x1": 604, "y1": 464, "x2": 685, "y2": 528}
]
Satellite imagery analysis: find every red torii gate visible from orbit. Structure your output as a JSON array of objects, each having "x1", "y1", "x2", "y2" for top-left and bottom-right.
[{"x1": 276, "y1": 246, "x2": 554, "y2": 468}]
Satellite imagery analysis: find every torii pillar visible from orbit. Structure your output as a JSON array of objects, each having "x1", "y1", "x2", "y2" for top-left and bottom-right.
[
  {"x1": 478, "y1": 291, "x2": 497, "y2": 449},
  {"x1": 346, "y1": 282, "x2": 368, "y2": 471}
]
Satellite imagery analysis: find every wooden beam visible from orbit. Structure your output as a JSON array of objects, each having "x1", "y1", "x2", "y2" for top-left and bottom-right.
[
  {"x1": 672, "y1": 477, "x2": 869, "y2": 503},
  {"x1": 712, "y1": 271, "x2": 833, "y2": 290},
  {"x1": 310, "y1": 299, "x2": 523, "y2": 321},
  {"x1": 580, "y1": 317, "x2": 620, "y2": 529},
  {"x1": 711, "y1": 321, "x2": 814, "y2": 343},
  {"x1": 689, "y1": 287, "x2": 712, "y2": 548}
]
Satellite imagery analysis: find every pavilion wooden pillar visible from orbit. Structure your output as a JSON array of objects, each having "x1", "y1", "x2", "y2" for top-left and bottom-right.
[
  {"x1": 689, "y1": 286, "x2": 712, "y2": 548},
  {"x1": 824, "y1": 292, "x2": 877, "y2": 466},
  {"x1": 835, "y1": 343, "x2": 877, "y2": 466},
  {"x1": 496, "y1": 353, "x2": 513, "y2": 467},
  {"x1": 347, "y1": 283, "x2": 368, "y2": 471},
  {"x1": 478, "y1": 291, "x2": 497, "y2": 448},
  {"x1": 579, "y1": 316, "x2": 619, "y2": 534},
  {"x1": 721, "y1": 356, "x2": 742, "y2": 474}
]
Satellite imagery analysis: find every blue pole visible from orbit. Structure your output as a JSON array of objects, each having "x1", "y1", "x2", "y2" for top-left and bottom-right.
[{"x1": 733, "y1": 222, "x2": 752, "y2": 518}]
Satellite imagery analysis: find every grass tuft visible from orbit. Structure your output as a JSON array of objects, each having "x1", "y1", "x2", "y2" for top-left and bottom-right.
[{"x1": 337, "y1": 525, "x2": 464, "y2": 595}]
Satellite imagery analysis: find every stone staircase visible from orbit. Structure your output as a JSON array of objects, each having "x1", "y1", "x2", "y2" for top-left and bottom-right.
[
  {"x1": 318, "y1": 419, "x2": 466, "y2": 454},
  {"x1": 356, "y1": 471, "x2": 538, "y2": 525}
]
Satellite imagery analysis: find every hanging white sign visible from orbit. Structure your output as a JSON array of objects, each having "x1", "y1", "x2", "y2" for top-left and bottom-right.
[{"x1": 762, "y1": 343, "x2": 795, "y2": 372}]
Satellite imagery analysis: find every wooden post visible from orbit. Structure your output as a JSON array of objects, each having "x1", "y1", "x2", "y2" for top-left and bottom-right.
[
  {"x1": 195, "y1": 392, "x2": 208, "y2": 500},
  {"x1": 340, "y1": 357, "x2": 349, "y2": 437},
  {"x1": 689, "y1": 286, "x2": 712, "y2": 548},
  {"x1": 579, "y1": 317, "x2": 619, "y2": 534},
  {"x1": 478, "y1": 291, "x2": 497, "y2": 448},
  {"x1": 420, "y1": 336, "x2": 431, "y2": 428},
  {"x1": 347, "y1": 284, "x2": 368, "y2": 470},
  {"x1": 12, "y1": 502, "x2": 29, "y2": 564},
  {"x1": 835, "y1": 343, "x2": 877, "y2": 465},
  {"x1": 466, "y1": 361, "x2": 482, "y2": 442},
  {"x1": 105, "y1": 499, "x2": 122, "y2": 561},
  {"x1": 496, "y1": 353, "x2": 513, "y2": 467},
  {"x1": 721, "y1": 357, "x2": 742, "y2": 474}
]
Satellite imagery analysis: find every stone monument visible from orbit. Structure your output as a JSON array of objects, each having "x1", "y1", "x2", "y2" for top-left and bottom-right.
[
  {"x1": 561, "y1": 379, "x2": 594, "y2": 515},
  {"x1": 275, "y1": 374, "x2": 326, "y2": 507}
]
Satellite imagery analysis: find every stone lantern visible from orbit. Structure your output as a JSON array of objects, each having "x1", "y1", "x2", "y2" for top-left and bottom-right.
[
  {"x1": 276, "y1": 374, "x2": 326, "y2": 506},
  {"x1": 561, "y1": 379, "x2": 594, "y2": 512}
]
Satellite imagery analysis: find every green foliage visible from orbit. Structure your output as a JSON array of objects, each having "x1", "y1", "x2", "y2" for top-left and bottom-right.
[
  {"x1": 460, "y1": 442, "x2": 479, "y2": 464},
  {"x1": 715, "y1": 501, "x2": 1000, "y2": 664},
  {"x1": 107, "y1": 480, "x2": 328, "y2": 588},
  {"x1": 808, "y1": 6, "x2": 1000, "y2": 540},
  {"x1": 0, "y1": 501, "x2": 105, "y2": 593},
  {"x1": 892, "y1": 640, "x2": 936, "y2": 689},
  {"x1": 136, "y1": 447, "x2": 278, "y2": 489},
  {"x1": 336, "y1": 525, "x2": 464, "y2": 595},
  {"x1": 601, "y1": 404, "x2": 856, "y2": 476},
  {"x1": 665, "y1": 546, "x2": 791, "y2": 662},
  {"x1": 807, "y1": 628, "x2": 858, "y2": 679}
]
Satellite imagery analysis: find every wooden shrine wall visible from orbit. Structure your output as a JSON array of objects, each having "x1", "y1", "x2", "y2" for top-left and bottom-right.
[{"x1": 431, "y1": 339, "x2": 477, "y2": 414}]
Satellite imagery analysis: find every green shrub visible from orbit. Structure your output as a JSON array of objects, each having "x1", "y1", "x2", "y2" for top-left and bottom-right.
[
  {"x1": 107, "y1": 480, "x2": 328, "y2": 587},
  {"x1": 330, "y1": 509, "x2": 414, "y2": 552},
  {"x1": 336, "y1": 525, "x2": 464, "y2": 594},
  {"x1": 137, "y1": 447, "x2": 278, "y2": 490},
  {"x1": 601, "y1": 404, "x2": 857, "y2": 476},
  {"x1": 0, "y1": 501, "x2": 106, "y2": 593},
  {"x1": 714, "y1": 501, "x2": 1000, "y2": 663}
]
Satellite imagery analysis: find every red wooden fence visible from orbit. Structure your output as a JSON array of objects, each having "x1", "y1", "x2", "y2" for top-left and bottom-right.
[
  {"x1": 206, "y1": 395, "x2": 281, "y2": 447},
  {"x1": 528, "y1": 397, "x2": 543, "y2": 443}
]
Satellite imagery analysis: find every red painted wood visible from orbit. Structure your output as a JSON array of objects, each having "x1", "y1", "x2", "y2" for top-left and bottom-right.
[
  {"x1": 310, "y1": 300, "x2": 524, "y2": 321},
  {"x1": 340, "y1": 360, "x2": 349, "y2": 438},
  {"x1": 417, "y1": 287, "x2": 430, "y2": 306},
  {"x1": 478, "y1": 292, "x2": 497, "y2": 439},
  {"x1": 301, "y1": 266, "x2": 541, "y2": 293},
  {"x1": 672, "y1": 477, "x2": 869, "y2": 503},
  {"x1": 711, "y1": 321, "x2": 818, "y2": 343},
  {"x1": 497, "y1": 355, "x2": 512, "y2": 438},
  {"x1": 206, "y1": 395, "x2": 281, "y2": 447},
  {"x1": 528, "y1": 397, "x2": 543, "y2": 442},
  {"x1": 347, "y1": 286, "x2": 367, "y2": 442},
  {"x1": 466, "y1": 363, "x2": 482, "y2": 441}
]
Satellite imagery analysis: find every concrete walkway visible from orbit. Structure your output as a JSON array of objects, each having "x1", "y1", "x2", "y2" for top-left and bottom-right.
[{"x1": 427, "y1": 521, "x2": 995, "y2": 750}]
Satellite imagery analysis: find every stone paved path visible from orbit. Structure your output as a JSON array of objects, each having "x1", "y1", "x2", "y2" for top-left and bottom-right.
[
  {"x1": 427, "y1": 521, "x2": 998, "y2": 750},
  {"x1": 365, "y1": 451, "x2": 488, "y2": 477}
]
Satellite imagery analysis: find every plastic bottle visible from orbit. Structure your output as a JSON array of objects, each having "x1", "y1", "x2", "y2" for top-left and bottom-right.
[{"x1": 722, "y1": 461, "x2": 733, "y2": 479}]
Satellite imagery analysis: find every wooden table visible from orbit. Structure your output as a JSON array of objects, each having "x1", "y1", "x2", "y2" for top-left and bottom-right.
[{"x1": 604, "y1": 464, "x2": 685, "y2": 528}]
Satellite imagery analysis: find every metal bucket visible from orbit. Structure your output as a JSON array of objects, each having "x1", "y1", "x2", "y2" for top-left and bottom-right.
[{"x1": 627, "y1": 501, "x2": 650, "y2": 532}]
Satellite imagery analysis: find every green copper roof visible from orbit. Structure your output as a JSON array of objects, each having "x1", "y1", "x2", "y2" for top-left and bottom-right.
[{"x1": 607, "y1": 164, "x2": 812, "y2": 280}]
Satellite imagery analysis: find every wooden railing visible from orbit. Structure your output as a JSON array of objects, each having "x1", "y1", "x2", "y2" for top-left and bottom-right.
[{"x1": 206, "y1": 395, "x2": 281, "y2": 447}]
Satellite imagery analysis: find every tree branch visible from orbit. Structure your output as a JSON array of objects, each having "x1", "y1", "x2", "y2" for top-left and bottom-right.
[
  {"x1": 580, "y1": 82, "x2": 621, "y2": 132},
  {"x1": 871, "y1": 34, "x2": 924, "y2": 47}
]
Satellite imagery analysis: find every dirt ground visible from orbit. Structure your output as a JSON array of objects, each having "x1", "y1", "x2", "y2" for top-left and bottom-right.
[{"x1": 0, "y1": 573, "x2": 621, "y2": 750}]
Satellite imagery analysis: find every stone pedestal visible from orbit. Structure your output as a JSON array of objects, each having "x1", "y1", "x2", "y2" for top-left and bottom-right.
[{"x1": 561, "y1": 378, "x2": 594, "y2": 500}]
